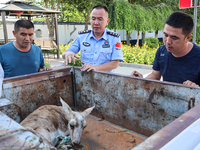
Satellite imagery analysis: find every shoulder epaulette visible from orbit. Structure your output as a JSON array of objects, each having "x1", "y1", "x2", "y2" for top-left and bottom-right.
[
  {"x1": 107, "y1": 31, "x2": 120, "y2": 37},
  {"x1": 78, "y1": 30, "x2": 91, "y2": 34}
]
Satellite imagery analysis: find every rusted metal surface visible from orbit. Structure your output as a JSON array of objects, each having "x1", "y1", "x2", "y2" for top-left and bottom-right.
[
  {"x1": 1, "y1": 66, "x2": 200, "y2": 149},
  {"x1": 133, "y1": 103, "x2": 200, "y2": 150},
  {"x1": 73, "y1": 68, "x2": 200, "y2": 137},
  {"x1": 0, "y1": 111, "x2": 50, "y2": 149},
  {"x1": 1, "y1": 67, "x2": 73, "y2": 121},
  {"x1": 0, "y1": 98, "x2": 22, "y2": 122},
  {"x1": 81, "y1": 115, "x2": 147, "y2": 150}
]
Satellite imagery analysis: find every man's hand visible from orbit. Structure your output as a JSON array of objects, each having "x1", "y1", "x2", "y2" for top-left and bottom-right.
[
  {"x1": 39, "y1": 67, "x2": 52, "y2": 72},
  {"x1": 62, "y1": 51, "x2": 80, "y2": 66},
  {"x1": 81, "y1": 62, "x2": 97, "y2": 72},
  {"x1": 183, "y1": 80, "x2": 199, "y2": 88},
  {"x1": 130, "y1": 70, "x2": 143, "y2": 78}
]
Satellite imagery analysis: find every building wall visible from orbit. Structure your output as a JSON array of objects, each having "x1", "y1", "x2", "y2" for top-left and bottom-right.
[{"x1": 0, "y1": 21, "x2": 163, "y2": 45}]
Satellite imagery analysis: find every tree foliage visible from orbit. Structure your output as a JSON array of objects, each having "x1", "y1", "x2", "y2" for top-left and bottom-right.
[
  {"x1": 108, "y1": 1, "x2": 154, "y2": 44},
  {"x1": 108, "y1": 0, "x2": 133, "y2": 30},
  {"x1": 62, "y1": 0, "x2": 113, "y2": 30},
  {"x1": 151, "y1": 3, "x2": 173, "y2": 38},
  {"x1": 132, "y1": 4, "x2": 149, "y2": 32},
  {"x1": 147, "y1": 7, "x2": 163, "y2": 32},
  {"x1": 108, "y1": 0, "x2": 176, "y2": 44},
  {"x1": 32, "y1": 0, "x2": 62, "y2": 37},
  {"x1": 32, "y1": 0, "x2": 200, "y2": 43},
  {"x1": 59, "y1": 3, "x2": 85, "y2": 22},
  {"x1": 108, "y1": 0, "x2": 137, "y2": 44}
]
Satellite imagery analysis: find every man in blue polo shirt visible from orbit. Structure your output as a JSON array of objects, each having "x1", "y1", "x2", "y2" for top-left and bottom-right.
[
  {"x1": 0, "y1": 19, "x2": 51, "y2": 78},
  {"x1": 62, "y1": 5, "x2": 123, "y2": 73},
  {"x1": 131, "y1": 11, "x2": 200, "y2": 88}
]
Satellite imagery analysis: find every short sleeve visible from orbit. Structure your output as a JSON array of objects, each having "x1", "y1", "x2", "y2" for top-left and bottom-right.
[
  {"x1": 152, "y1": 47, "x2": 161, "y2": 71},
  {"x1": 66, "y1": 37, "x2": 81, "y2": 54},
  {"x1": 39, "y1": 48, "x2": 45, "y2": 68},
  {"x1": 111, "y1": 36, "x2": 123, "y2": 61}
]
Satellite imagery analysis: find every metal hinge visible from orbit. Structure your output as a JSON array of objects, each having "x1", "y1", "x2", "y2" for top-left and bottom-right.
[{"x1": 48, "y1": 74, "x2": 55, "y2": 81}]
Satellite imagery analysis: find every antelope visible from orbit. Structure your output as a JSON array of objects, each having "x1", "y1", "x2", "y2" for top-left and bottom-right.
[{"x1": 20, "y1": 97, "x2": 95, "y2": 147}]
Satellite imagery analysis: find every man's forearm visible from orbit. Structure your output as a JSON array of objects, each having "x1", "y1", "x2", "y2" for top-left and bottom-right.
[
  {"x1": 95, "y1": 60, "x2": 119, "y2": 71},
  {"x1": 145, "y1": 70, "x2": 161, "y2": 80}
]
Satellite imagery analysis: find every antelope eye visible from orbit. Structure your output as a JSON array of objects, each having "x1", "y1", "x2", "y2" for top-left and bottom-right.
[
  {"x1": 83, "y1": 125, "x2": 86, "y2": 129},
  {"x1": 70, "y1": 124, "x2": 74, "y2": 129}
]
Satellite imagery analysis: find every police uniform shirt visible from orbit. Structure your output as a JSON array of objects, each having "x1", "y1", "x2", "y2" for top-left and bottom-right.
[{"x1": 67, "y1": 28, "x2": 123, "y2": 72}]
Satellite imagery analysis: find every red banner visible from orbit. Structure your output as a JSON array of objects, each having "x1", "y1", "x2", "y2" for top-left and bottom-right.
[{"x1": 179, "y1": 0, "x2": 192, "y2": 9}]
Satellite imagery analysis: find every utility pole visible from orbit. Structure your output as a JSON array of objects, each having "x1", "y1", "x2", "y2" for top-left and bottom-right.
[{"x1": 193, "y1": 0, "x2": 198, "y2": 43}]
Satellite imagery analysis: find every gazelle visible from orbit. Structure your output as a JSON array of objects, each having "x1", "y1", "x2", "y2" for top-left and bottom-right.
[{"x1": 20, "y1": 97, "x2": 95, "y2": 147}]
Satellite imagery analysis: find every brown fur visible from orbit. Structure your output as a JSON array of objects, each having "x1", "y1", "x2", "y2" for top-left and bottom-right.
[
  {"x1": 20, "y1": 105, "x2": 69, "y2": 143},
  {"x1": 20, "y1": 98, "x2": 95, "y2": 147}
]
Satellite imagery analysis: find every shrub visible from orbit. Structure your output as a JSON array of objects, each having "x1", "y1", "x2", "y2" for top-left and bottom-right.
[
  {"x1": 68, "y1": 58, "x2": 82, "y2": 66},
  {"x1": 45, "y1": 61, "x2": 51, "y2": 68},
  {"x1": 122, "y1": 44, "x2": 157, "y2": 65},
  {"x1": 142, "y1": 37, "x2": 159, "y2": 48},
  {"x1": 59, "y1": 43, "x2": 81, "y2": 66},
  {"x1": 60, "y1": 42, "x2": 158, "y2": 66},
  {"x1": 59, "y1": 44, "x2": 70, "y2": 54}
]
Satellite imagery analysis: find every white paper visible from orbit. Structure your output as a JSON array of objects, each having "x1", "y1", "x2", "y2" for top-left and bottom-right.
[{"x1": 0, "y1": 63, "x2": 4, "y2": 97}]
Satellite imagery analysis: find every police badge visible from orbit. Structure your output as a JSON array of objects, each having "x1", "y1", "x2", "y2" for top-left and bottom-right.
[{"x1": 102, "y1": 39, "x2": 110, "y2": 48}]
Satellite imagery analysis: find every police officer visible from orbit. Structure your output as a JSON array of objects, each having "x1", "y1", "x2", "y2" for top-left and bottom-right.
[{"x1": 62, "y1": 5, "x2": 123, "y2": 72}]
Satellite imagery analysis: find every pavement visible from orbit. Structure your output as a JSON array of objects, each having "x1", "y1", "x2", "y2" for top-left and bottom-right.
[{"x1": 44, "y1": 55, "x2": 152, "y2": 77}]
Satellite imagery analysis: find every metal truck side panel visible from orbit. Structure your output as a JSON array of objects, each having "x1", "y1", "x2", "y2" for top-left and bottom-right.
[
  {"x1": 1, "y1": 67, "x2": 73, "y2": 122},
  {"x1": 133, "y1": 103, "x2": 200, "y2": 150},
  {"x1": 73, "y1": 68, "x2": 200, "y2": 137}
]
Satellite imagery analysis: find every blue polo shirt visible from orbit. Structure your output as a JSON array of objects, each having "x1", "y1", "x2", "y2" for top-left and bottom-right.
[
  {"x1": 67, "y1": 28, "x2": 123, "y2": 72},
  {"x1": 0, "y1": 42, "x2": 44, "y2": 78},
  {"x1": 153, "y1": 44, "x2": 200, "y2": 85}
]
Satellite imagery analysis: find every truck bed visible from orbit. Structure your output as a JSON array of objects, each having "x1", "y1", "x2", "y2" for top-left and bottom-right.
[
  {"x1": 2, "y1": 67, "x2": 200, "y2": 149},
  {"x1": 82, "y1": 115, "x2": 146, "y2": 150}
]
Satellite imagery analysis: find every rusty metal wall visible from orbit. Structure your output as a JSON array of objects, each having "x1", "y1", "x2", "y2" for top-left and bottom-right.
[
  {"x1": 73, "y1": 68, "x2": 200, "y2": 137},
  {"x1": 0, "y1": 98, "x2": 22, "y2": 123},
  {"x1": 1, "y1": 67, "x2": 73, "y2": 122},
  {"x1": 133, "y1": 103, "x2": 200, "y2": 150}
]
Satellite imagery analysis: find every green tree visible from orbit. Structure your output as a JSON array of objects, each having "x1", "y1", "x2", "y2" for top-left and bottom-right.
[
  {"x1": 63, "y1": 0, "x2": 113, "y2": 30},
  {"x1": 44, "y1": 0, "x2": 62, "y2": 37},
  {"x1": 33, "y1": 0, "x2": 62, "y2": 37},
  {"x1": 63, "y1": 0, "x2": 93, "y2": 30},
  {"x1": 130, "y1": 1, "x2": 173, "y2": 40},
  {"x1": 153, "y1": 3, "x2": 173, "y2": 38},
  {"x1": 59, "y1": 3, "x2": 85, "y2": 22},
  {"x1": 131, "y1": 4, "x2": 149, "y2": 45},
  {"x1": 108, "y1": 1, "x2": 160, "y2": 45},
  {"x1": 146, "y1": 7, "x2": 162, "y2": 38},
  {"x1": 108, "y1": 0, "x2": 137, "y2": 45},
  {"x1": 33, "y1": 0, "x2": 113, "y2": 32}
]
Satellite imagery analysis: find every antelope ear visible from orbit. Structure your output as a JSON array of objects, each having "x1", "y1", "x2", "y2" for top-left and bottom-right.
[
  {"x1": 60, "y1": 97, "x2": 73, "y2": 118},
  {"x1": 82, "y1": 105, "x2": 95, "y2": 118}
]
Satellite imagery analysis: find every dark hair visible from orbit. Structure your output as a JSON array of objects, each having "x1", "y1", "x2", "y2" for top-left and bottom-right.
[
  {"x1": 14, "y1": 19, "x2": 34, "y2": 32},
  {"x1": 165, "y1": 11, "x2": 194, "y2": 36},
  {"x1": 92, "y1": 5, "x2": 108, "y2": 14}
]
